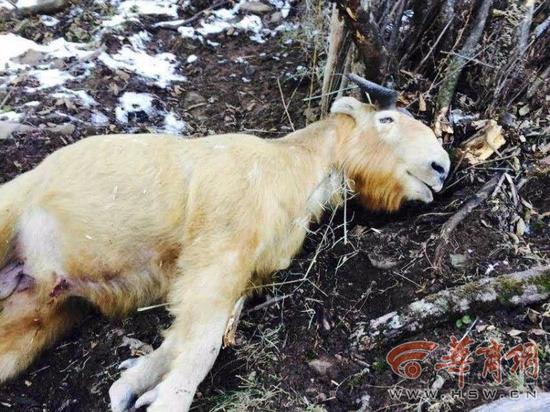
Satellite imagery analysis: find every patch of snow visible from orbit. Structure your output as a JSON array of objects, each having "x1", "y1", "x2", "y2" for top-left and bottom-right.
[
  {"x1": 186, "y1": 55, "x2": 197, "y2": 64},
  {"x1": 197, "y1": 20, "x2": 232, "y2": 36},
  {"x1": 0, "y1": 0, "x2": 15, "y2": 9},
  {"x1": 178, "y1": 26, "x2": 197, "y2": 38},
  {"x1": 119, "y1": 0, "x2": 178, "y2": 17},
  {"x1": 24, "y1": 101, "x2": 40, "y2": 106},
  {"x1": 485, "y1": 262, "x2": 498, "y2": 275},
  {"x1": 41, "y1": 15, "x2": 60, "y2": 27},
  {"x1": 17, "y1": 0, "x2": 42, "y2": 6},
  {"x1": 162, "y1": 112, "x2": 186, "y2": 134},
  {"x1": 103, "y1": 0, "x2": 179, "y2": 26},
  {"x1": 52, "y1": 89, "x2": 98, "y2": 107},
  {"x1": 236, "y1": 15, "x2": 263, "y2": 32},
  {"x1": 99, "y1": 48, "x2": 185, "y2": 88},
  {"x1": 91, "y1": 111, "x2": 110, "y2": 126},
  {"x1": 269, "y1": 0, "x2": 291, "y2": 18},
  {"x1": 30, "y1": 69, "x2": 74, "y2": 89},
  {"x1": 115, "y1": 92, "x2": 154, "y2": 123},
  {"x1": 129, "y1": 31, "x2": 151, "y2": 50},
  {"x1": 0, "y1": 111, "x2": 23, "y2": 121},
  {"x1": 0, "y1": 34, "x2": 92, "y2": 69}
]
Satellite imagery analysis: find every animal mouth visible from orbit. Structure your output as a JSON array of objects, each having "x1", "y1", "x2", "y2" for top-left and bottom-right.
[{"x1": 407, "y1": 171, "x2": 444, "y2": 193}]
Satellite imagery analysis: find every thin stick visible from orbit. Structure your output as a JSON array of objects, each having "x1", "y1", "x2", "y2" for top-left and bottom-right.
[
  {"x1": 246, "y1": 294, "x2": 291, "y2": 313},
  {"x1": 434, "y1": 175, "x2": 500, "y2": 268},
  {"x1": 152, "y1": 0, "x2": 229, "y2": 30},
  {"x1": 277, "y1": 77, "x2": 295, "y2": 131},
  {"x1": 137, "y1": 302, "x2": 169, "y2": 312}
]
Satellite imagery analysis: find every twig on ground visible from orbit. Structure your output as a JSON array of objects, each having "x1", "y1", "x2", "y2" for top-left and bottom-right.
[
  {"x1": 352, "y1": 265, "x2": 550, "y2": 348},
  {"x1": 246, "y1": 294, "x2": 290, "y2": 314},
  {"x1": 434, "y1": 175, "x2": 500, "y2": 268},
  {"x1": 277, "y1": 78, "x2": 295, "y2": 131},
  {"x1": 151, "y1": 0, "x2": 230, "y2": 30}
]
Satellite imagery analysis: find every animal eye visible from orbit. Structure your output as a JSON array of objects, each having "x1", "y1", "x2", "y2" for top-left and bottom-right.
[{"x1": 379, "y1": 116, "x2": 394, "y2": 124}]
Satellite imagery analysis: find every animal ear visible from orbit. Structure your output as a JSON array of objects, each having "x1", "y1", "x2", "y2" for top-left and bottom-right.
[
  {"x1": 374, "y1": 110, "x2": 398, "y2": 135},
  {"x1": 330, "y1": 97, "x2": 362, "y2": 118}
]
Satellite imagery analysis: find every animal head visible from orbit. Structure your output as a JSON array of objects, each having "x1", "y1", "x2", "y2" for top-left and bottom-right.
[{"x1": 332, "y1": 75, "x2": 450, "y2": 212}]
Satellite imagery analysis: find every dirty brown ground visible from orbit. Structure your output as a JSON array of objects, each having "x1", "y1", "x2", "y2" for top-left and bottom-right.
[{"x1": 0, "y1": 1, "x2": 549, "y2": 412}]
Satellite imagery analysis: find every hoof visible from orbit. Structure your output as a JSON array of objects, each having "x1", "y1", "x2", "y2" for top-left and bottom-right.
[{"x1": 109, "y1": 380, "x2": 137, "y2": 412}]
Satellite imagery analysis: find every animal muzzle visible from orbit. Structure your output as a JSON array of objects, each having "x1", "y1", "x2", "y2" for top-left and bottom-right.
[{"x1": 427, "y1": 150, "x2": 451, "y2": 192}]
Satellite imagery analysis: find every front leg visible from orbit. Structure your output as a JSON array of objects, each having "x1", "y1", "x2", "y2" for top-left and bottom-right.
[{"x1": 109, "y1": 253, "x2": 250, "y2": 412}]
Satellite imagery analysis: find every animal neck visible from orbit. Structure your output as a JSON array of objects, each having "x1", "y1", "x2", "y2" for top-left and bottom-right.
[{"x1": 276, "y1": 114, "x2": 356, "y2": 219}]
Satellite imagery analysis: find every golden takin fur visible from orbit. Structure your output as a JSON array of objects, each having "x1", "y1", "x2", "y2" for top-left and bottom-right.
[{"x1": 0, "y1": 96, "x2": 449, "y2": 411}]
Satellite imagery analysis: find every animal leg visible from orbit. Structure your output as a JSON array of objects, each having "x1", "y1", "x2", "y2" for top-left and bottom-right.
[{"x1": 109, "y1": 254, "x2": 250, "y2": 412}]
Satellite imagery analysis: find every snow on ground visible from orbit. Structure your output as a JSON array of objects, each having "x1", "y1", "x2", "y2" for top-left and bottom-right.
[
  {"x1": 115, "y1": 92, "x2": 154, "y2": 123},
  {"x1": 0, "y1": 0, "x2": 292, "y2": 134},
  {"x1": 99, "y1": 48, "x2": 186, "y2": 88}
]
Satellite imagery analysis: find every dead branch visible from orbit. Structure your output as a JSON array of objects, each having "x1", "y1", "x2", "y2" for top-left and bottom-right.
[
  {"x1": 333, "y1": 0, "x2": 387, "y2": 82},
  {"x1": 434, "y1": 175, "x2": 500, "y2": 267},
  {"x1": 352, "y1": 265, "x2": 550, "y2": 348},
  {"x1": 534, "y1": 15, "x2": 550, "y2": 39},
  {"x1": 434, "y1": 0, "x2": 494, "y2": 136},
  {"x1": 517, "y1": 0, "x2": 535, "y2": 53},
  {"x1": 320, "y1": 4, "x2": 346, "y2": 116}
]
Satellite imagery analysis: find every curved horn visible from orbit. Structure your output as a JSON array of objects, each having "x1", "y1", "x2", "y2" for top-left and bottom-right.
[{"x1": 347, "y1": 74, "x2": 398, "y2": 110}]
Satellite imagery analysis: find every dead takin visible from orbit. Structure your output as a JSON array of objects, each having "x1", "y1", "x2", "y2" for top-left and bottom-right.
[{"x1": 0, "y1": 75, "x2": 449, "y2": 411}]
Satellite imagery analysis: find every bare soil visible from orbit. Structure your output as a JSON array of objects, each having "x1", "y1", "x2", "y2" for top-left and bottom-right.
[{"x1": 0, "y1": 2, "x2": 548, "y2": 412}]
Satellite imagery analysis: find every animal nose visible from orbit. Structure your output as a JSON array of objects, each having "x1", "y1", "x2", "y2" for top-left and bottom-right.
[{"x1": 431, "y1": 161, "x2": 446, "y2": 176}]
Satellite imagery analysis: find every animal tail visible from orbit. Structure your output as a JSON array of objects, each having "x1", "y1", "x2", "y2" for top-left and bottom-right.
[{"x1": 0, "y1": 171, "x2": 37, "y2": 267}]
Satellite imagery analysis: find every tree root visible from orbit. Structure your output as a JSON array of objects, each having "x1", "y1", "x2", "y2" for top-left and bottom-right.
[
  {"x1": 434, "y1": 174, "x2": 500, "y2": 269},
  {"x1": 352, "y1": 265, "x2": 550, "y2": 349}
]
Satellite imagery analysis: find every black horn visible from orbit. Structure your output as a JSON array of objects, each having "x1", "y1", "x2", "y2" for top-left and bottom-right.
[{"x1": 347, "y1": 74, "x2": 398, "y2": 110}]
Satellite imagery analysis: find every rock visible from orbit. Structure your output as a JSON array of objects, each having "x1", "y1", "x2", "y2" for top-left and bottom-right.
[
  {"x1": 308, "y1": 358, "x2": 334, "y2": 377},
  {"x1": 0, "y1": 121, "x2": 36, "y2": 139},
  {"x1": 48, "y1": 123, "x2": 75, "y2": 135},
  {"x1": 16, "y1": 0, "x2": 69, "y2": 16},
  {"x1": 13, "y1": 49, "x2": 46, "y2": 65},
  {"x1": 269, "y1": 11, "x2": 283, "y2": 24},
  {"x1": 183, "y1": 92, "x2": 206, "y2": 108},
  {"x1": 239, "y1": 1, "x2": 273, "y2": 14}
]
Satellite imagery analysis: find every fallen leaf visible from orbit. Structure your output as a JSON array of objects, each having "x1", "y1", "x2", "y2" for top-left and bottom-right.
[
  {"x1": 450, "y1": 253, "x2": 468, "y2": 269},
  {"x1": 458, "y1": 120, "x2": 506, "y2": 165},
  {"x1": 418, "y1": 93, "x2": 426, "y2": 112},
  {"x1": 518, "y1": 105, "x2": 530, "y2": 116},
  {"x1": 508, "y1": 328, "x2": 524, "y2": 337}
]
